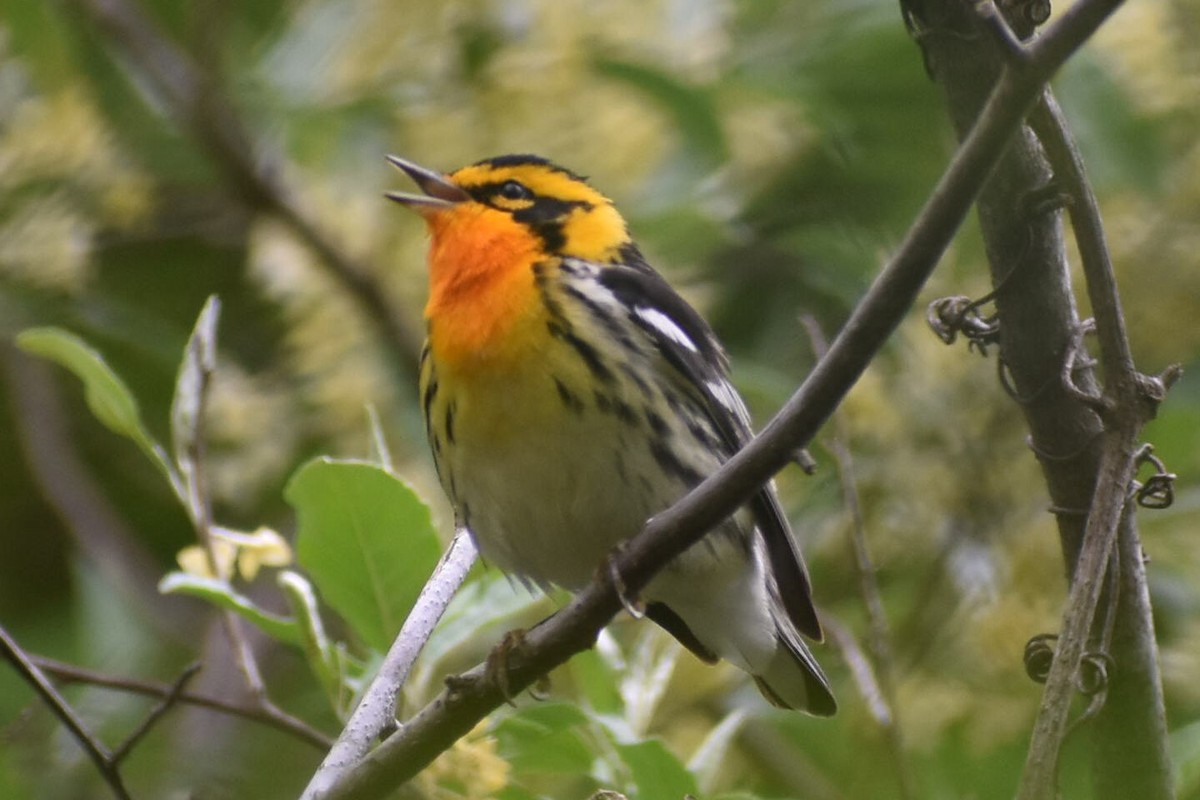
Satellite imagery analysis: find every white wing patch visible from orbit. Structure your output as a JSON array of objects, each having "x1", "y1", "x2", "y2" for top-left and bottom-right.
[
  {"x1": 706, "y1": 377, "x2": 753, "y2": 428},
  {"x1": 634, "y1": 306, "x2": 700, "y2": 353}
]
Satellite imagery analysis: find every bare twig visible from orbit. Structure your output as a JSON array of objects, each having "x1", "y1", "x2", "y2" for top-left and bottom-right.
[
  {"x1": 303, "y1": 530, "x2": 478, "y2": 797},
  {"x1": 168, "y1": 299, "x2": 331, "y2": 752},
  {"x1": 309, "y1": 3, "x2": 1127, "y2": 796},
  {"x1": 802, "y1": 317, "x2": 913, "y2": 800},
  {"x1": 32, "y1": 655, "x2": 333, "y2": 749},
  {"x1": 175, "y1": 300, "x2": 269, "y2": 702},
  {"x1": 820, "y1": 617, "x2": 890, "y2": 726},
  {"x1": 109, "y1": 663, "x2": 201, "y2": 764},
  {"x1": 63, "y1": 0, "x2": 423, "y2": 378},
  {"x1": 0, "y1": 625, "x2": 131, "y2": 800}
]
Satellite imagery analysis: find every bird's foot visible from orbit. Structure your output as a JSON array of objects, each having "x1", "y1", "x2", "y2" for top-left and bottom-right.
[{"x1": 603, "y1": 546, "x2": 645, "y2": 620}]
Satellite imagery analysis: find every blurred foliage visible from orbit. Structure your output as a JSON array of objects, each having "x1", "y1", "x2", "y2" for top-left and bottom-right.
[{"x1": 1, "y1": 0, "x2": 1198, "y2": 798}]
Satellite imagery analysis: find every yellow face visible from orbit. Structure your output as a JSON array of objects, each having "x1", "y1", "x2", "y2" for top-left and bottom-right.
[
  {"x1": 389, "y1": 155, "x2": 633, "y2": 371},
  {"x1": 442, "y1": 156, "x2": 631, "y2": 263}
]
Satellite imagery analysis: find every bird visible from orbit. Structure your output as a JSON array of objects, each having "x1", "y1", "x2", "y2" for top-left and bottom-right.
[{"x1": 386, "y1": 153, "x2": 835, "y2": 715}]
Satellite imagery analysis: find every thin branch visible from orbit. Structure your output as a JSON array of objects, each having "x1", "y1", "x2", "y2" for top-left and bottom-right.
[
  {"x1": 1010, "y1": 88, "x2": 1175, "y2": 800},
  {"x1": 62, "y1": 0, "x2": 423, "y2": 378},
  {"x1": 169, "y1": 299, "x2": 332, "y2": 752},
  {"x1": 309, "y1": 3, "x2": 1127, "y2": 796},
  {"x1": 801, "y1": 317, "x2": 913, "y2": 800},
  {"x1": 303, "y1": 530, "x2": 478, "y2": 797},
  {"x1": 32, "y1": 655, "x2": 333, "y2": 749},
  {"x1": 1028, "y1": 93, "x2": 1132, "y2": 383},
  {"x1": 109, "y1": 663, "x2": 201, "y2": 764},
  {"x1": 0, "y1": 625, "x2": 131, "y2": 800},
  {"x1": 176, "y1": 300, "x2": 270, "y2": 703},
  {"x1": 819, "y1": 616, "x2": 890, "y2": 727},
  {"x1": 1015, "y1": 432, "x2": 1139, "y2": 800}
]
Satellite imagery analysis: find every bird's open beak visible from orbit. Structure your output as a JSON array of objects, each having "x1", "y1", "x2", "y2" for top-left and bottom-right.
[{"x1": 385, "y1": 155, "x2": 470, "y2": 213}]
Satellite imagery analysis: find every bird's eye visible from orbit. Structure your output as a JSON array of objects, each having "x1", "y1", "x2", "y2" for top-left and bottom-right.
[{"x1": 498, "y1": 180, "x2": 532, "y2": 201}]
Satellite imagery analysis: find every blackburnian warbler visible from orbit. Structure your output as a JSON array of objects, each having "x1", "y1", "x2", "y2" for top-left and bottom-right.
[{"x1": 387, "y1": 154, "x2": 835, "y2": 715}]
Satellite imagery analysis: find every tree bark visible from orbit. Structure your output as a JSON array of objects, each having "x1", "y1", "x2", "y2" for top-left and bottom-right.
[{"x1": 901, "y1": 2, "x2": 1172, "y2": 797}]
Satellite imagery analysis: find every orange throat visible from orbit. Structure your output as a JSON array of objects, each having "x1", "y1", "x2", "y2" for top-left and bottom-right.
[{"x1": 423, "y1": 205, "x2": 544, "y2": 372}]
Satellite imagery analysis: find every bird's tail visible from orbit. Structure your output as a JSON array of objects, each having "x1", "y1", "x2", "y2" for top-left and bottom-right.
[{"x1": 752, "y1": 609, "x2": 837, "y2": 716}]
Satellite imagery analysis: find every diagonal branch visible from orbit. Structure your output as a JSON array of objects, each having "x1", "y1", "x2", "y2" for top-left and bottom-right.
[
  {"x1": 0, "y1": 624, "x2": 131, "y2": 800},
  {"x1": 306, "y1": 2, "x2": 1128, "y2": 796},
  {"x1": 305, "y1": 530, "x2": 478, "y2": 795},
  {"x1": 109, "y1": 663, "x2": 201, "y2": 765}
]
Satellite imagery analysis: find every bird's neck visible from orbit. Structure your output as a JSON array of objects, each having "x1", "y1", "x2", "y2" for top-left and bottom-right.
[{"x1": 424, "y1": 206, "x2": 544, "y2": 373}]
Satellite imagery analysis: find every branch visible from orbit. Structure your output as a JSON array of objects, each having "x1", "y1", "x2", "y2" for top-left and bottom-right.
[
  {"x1": 905, "y1": 2, "x2": 1172, "y2": 796},
  {"x1": 167, "y1": 298, "x2": 333, "y2": 754},
  {"x1": 303, "y1": 530, "x2": 478, "y2": 796},
  {"x1": 1014, "y1": 89, "x2": 1174, "y2": 800},
  {"x1": 33, "y1": 655, "x2": 333, "y2": 750},
  {"x1": 109, "y1": 663, "x2": 201, "y2": 764},
  {"x1": 174, "y1": 299, "x2": 271, "y2": 702},
  {"x1": 308, "y1": 3, "x2": 1126, "y2": 796},
  {"x1": 62, "y1": 0, "x2": 423, "y2": 377},
  {"x1": 1015, "y1": 434, "x2": 1139, "y2": 800},
  {"x1": 1, "y1": 624, "x2": 131, "y2": 800},
  {"x1": 802, "y1": 317, "x2": 912, "y2": 800}
]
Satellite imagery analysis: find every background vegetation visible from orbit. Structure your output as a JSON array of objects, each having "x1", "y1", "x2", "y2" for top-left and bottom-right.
[{"x1": 1, "y1": 0, "x2": 1198, "y2": 798}]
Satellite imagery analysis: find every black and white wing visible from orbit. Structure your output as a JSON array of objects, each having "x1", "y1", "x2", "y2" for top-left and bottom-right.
[{"x1": 595, "y1": 247, "x2": 823, "y2": 641}]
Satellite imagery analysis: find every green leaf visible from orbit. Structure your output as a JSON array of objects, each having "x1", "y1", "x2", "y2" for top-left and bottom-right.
[
  {"x1": 277, "y1": 569, "x2": 352, "y2": 716},
  {"x1": 616, "y1": 740, "x2": 697, "y2": 800},
  {"x1": 286, "y1": 458, "x2": 441, "y2": 652},
  {"x1": 570, "y1": 648, "x2": 625, "y2": 716},
  {"x1": 158, "y1": 572, "x2": 302, "y2": 646},
  {"x1": 1171, "y1": 719, "x2": 1200, "y2": 798},
  {"x1": 492, "y1": 704, "x2": 596, "y2": 774},
  {"x1": 171, "y1": 296, "x2": 221, "y2": 507},
  {"x1": 16, "y1": 327, "x2": 175, "y2": 481}
]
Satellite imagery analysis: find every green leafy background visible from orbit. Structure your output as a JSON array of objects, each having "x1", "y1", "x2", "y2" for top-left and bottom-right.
[{"x1": 2, "y1": 0, "x2": 1199, "y2": 798}]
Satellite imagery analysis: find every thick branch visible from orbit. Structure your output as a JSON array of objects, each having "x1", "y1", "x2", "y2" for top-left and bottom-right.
[
  {"x1": 310, "y1": 3, "x2": 1127, "y2": 796},
  {"x1": 905, "y1": 2, "x2": 1170, "y2": 798}
]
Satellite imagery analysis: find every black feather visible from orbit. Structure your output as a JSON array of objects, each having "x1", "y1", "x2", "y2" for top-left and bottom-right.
[{"x1": 598, "y1": 252, "x2": 824, "y2": 641}]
